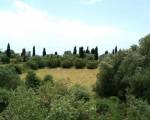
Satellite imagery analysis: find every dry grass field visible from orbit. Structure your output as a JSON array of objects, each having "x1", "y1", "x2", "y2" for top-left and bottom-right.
[{"x1": 21, "y1": 68, "x2": 99, "y2": 88}]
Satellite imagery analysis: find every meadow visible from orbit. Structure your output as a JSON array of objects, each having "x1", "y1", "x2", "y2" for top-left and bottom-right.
[{"x1": 21, "y1": 68, "x2": 98, "y2": 88}]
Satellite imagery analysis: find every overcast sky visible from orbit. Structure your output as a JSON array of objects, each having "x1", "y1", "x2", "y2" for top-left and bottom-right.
[{"x1": 0, "y1": 0, "x2": 149, "y2": 55}]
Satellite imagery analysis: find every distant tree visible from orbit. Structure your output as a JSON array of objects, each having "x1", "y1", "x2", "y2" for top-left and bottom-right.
[
  {"x1": 131, "y1": 44, "x2": 138, "y2": 51},
  {"x1": 112, "y1": 49, "x2": 115, "y2": 55},
  {"x1": 26, "y1": 51, "x2": 31, "y2": 58},
  {"x1": 64, "y1": 51, "x2": 72, "y2": 56},
  {"x1": 6, "y1": 43, "x2": 11, "y2": 58},
  {"x1": 105, "y1": 51, "x2": 108, "y2": 55},
  {"x1": 94, "y1": 46, "x2": 98, "y2": 60},
  {"x1": 43, "y1": 48, "x2": 46, "y2": 56},
  {"x1": 91, "y1": 48, "x2": 95, "y2": 54},
  {"x1": 86, "y1": 47, "x2": 90, "y2": 54},
  {"x1": 73, "y1": 46, "x2": 77, "y2": 55},
  {"x1": 21, "y1": 48, "x2": 26, "y2": 62},
  {"x1": 79, "y1": 47, "x2": 84, "y2": 58},
  {"x1": 32, "y1": 46, "x2": 35, "y2": 56},
  {"x1": 115, "y1": 46, "x2": 118, "y2": 54},
  {"x1": 55, "y1": 52, "x2": 58, "y2": 55}
]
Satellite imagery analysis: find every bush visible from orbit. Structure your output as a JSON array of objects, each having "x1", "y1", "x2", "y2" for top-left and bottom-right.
[
  {"x1": 43, "y1": 75, "x2": 53, "y2": 84},
  {"x1": 47, "y1": 96, "x2": 79, "y2": 120},
  {"x1": 96, "y1": 102, "x2": 109, "y2": 115},
  {"x1": 25, "y1": 71, "x2": 41, "y2": 88},
  {"x1": 85, "y1": 54, "x2": 95, "y2": 60},
  {"x1": 74, "y1": 58, "x2": 86, "y2": 69},
  {"x1": 96, "y1": 51, "x2": 128, "y2": 98},
  {"x1": 26, "y1": 60, "x2": 38, "y2": 70},
  {"x1": 61, "y1": 59, "x2": 73, "y2": 68},
  {"x1": 0, "y1": 66, "x2": 21, "y2": 90},
  {"x1": 0, "y1": 88, "x2": 10, "y2": 112},
  {"x1": 32, "y1": 57, "x2": 46, "y2": 68},
  {"x1": 10, "y1": 55, "x2": 22, "y2": 64},
  {"x1": 47, "y1": 58, "x2": 60, "y2": 68},
  {"x1": 139, "y1": 34, "x2": 150, "y2": 56},
  {"x1": 2, "y1": 87, "x2": 47, "y2": 120},
  {"x1": 1, "y1": 55, "x2": 10, "y2": 64},
  {"x1": 6, "y1": 64, "x2": 23, "y2": 74},
  {"x1": 129, "y1": 70, "x2": 150, "y2": 103},
  {"x1": 77, "y1": 100, "x2": 99, "y2": 120},
  {"x1": 96, "y1": 98, "x2": 124, "y2": 120},
  {"x1": 96, "y1": 60, "x2": 115, "y2": 97},
  {"x1": 69, "y1": 85, "x2": 90, "y2": 102},
  {"x1": 14, "y1": 64, "x2": 23, "y2": 74},
  {"x1": 38, "y1": 81, "x2": 68, "y2": 108},
  {"x1": 86, "y1": 60, "x2": 98, "y2": 69},
  {"x1": 126, "y1": 95, "x2": 150, "y2": 120}
]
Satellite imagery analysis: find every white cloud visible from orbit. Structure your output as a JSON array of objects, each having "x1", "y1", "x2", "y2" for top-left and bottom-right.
[
  {"x1": 0, "y1": 0, "x2": 128, "y2": 54},
  {"x1": 80, "y1": 0, "x2": 103, "y2": 5}
]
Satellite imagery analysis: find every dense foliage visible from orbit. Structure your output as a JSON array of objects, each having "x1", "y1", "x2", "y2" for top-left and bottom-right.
[
  {"x1": 0, "y1": 34, "x2": 150, "y2": 120},
  {"x1": 96, "y1": 34, "x2": 150, "y2": 101},
  {"x1": 0, "y1": 66, "x2": 21, "y2": 90}
]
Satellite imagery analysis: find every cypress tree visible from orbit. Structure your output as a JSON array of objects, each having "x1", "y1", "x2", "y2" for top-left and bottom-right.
[
  {"x1": 55, "y1": 51, "x2": 58, "y2": 55},
  {"x1": 86, "y1": 47, "x2": 90, "y2": 54},
  {"x1": 115, "y1": 46, "x2": 118, "y2": 54},
  {"x1": 91, "y1": 48, "x2": 95, "y2": 54},
  {"x1": 79, "y1": 47, "x2": 84, "y2": 58},
  {"x1": 32, "y1": 46, "x2": 35, "y2": 57},
  {"x1": 21, "y1": 48, "x2": 26, "y2": 62},
  {"x1": 6, "y1": 43, "x2": 11, "y2": 58},
  {"x1": 105, "y1": 50, "x2": 108, "y2": 55},
  {"x1": 73, "y1": 46, "x2": 77, "y2": 55},
  {"x1": 43, "y1": 48, "x2": 46, "y2": 56},
  {"x1": 94, "y1": 46, "x2": 98, "y2": 60},
  {"x1": 112, "y1": 49, "x2": 115, "y2": 55}
]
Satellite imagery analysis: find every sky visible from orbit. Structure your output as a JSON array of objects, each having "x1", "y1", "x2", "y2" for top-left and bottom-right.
[{"x1": 0, "y1": 0, "x2": 149, "y2": 55}]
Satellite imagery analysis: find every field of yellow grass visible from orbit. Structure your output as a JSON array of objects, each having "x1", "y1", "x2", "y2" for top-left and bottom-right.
[{"x1": 21, "y1": 68, "x2": 99, "y2": 88}]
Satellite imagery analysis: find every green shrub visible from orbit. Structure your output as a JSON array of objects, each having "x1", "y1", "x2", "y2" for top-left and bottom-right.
[
  {"x1": 6, "y1": 64, "x2": 23, "y2": 74},
  {"x1": 38, "y1": 59, "x2": 46, "y2": 68},
  {"x1": 25, "y1": 71, "x2": 41, "y2": 88},
  {"x1": 32, "y1": 57, "x2": 46, "y2": 68},
  {"x1": 38, "y1": 81, "x2": 68, "y2": 108},
  {"x1": 1, "y1": 55, "x2": 10, "y2": 64},
  {"x1": 139, "y1": 34, "x2": 150, "y2": 56},
  {"x1": 96, "y1": 60, "x2": 115, "y2": 97},
  {"x1": 96, "y1": 98, "x2": 124, "y2": 120},
  {"x1": 96, "y1": 101, "x2": 110, "y2": 115},
  {"x1": 43, "y1": 75, "x2": 53, "y2": 84},
  {"x1": 69, "y1": 85, "x2": 90, "y2": 102},
  {"x1": 2, "y1": 87, "x2": 47, "y2": 120},
  {"x1": 85, "y1": 54, "x2": 95, "y2": 60},
  {"x1": 126, "y1": 95, "x2": 150, "y2": 120},
  {"x1": 10, "y1": 55, "x2": 22, "y2": 64},
  {"x1": 86, "y1": 60, "x2": 98, "y2": 69},
  {"x1": 129, "y1": 70, "x2": 150, "y2": 103},
  {"x1": 61, "y1": 59, "x2": 73, "y2": 68},
  {"x1": 77, "y1": 100, "x2": 99, "y2": 120},
  {"x1": 0, "y1": 66, "x2": 21, "y2": 90},
  {"x1": 0, "y1": 88, "x2": 10, "y2": 112},
  {"x1": 74, "y1": 58, "x2": 86, "y2": 69},
  {"x1": 47, "y1": 58, "x2": 60, "y2": 68},
  {"x1": 47, "y1": 96, "x2": 79, "y2": 120},
  {"x1": 14, "y1": 64, "x2": 23, "y2": 74},
  {"x1": 26, "y1": 60, "x2": 38, "y2": 70}
]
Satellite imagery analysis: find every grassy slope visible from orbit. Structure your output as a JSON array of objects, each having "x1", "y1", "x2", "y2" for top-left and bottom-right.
[{"x1": 21, "y1": 68, "x2": 98, "y2": 88}]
